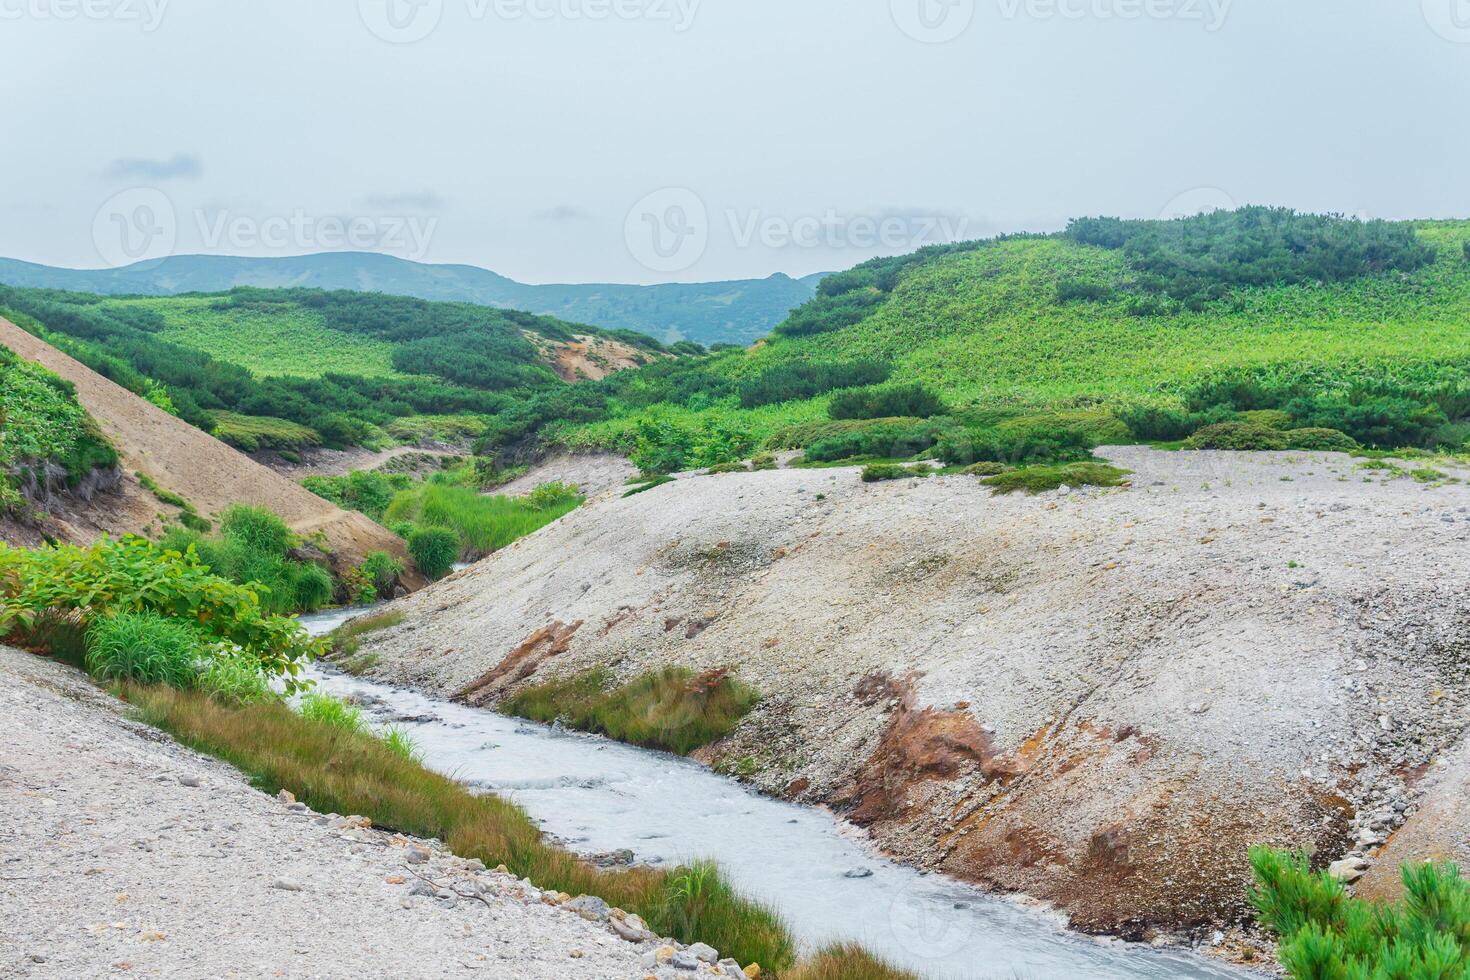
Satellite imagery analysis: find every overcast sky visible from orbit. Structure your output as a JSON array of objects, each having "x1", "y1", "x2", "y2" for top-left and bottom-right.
[{"x1": 3, "y1": 0, "x2": 1468, "y2": 284}]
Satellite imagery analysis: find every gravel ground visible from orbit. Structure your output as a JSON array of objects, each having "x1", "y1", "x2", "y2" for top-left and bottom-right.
[
  {"x1": 0, "y1": 647, "x2": 748, "y2": 980},
  {"x1": 352, "y1": 446, "x2": 1470, "y2": 938}
]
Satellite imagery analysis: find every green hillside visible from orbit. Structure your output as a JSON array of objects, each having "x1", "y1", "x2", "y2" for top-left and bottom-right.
[
  {"x1": 495, "y1": 210, "x2": 1470, "y2": 471},
  {"x1": 0, "y1": 252, "x2": 822, "y2": 346},
  {"x1": 0, "y1": 347, "x2": 117, "y2": 512},
  {"x1": 0, "y1": 286, "x2": 676, "y2": 454}
]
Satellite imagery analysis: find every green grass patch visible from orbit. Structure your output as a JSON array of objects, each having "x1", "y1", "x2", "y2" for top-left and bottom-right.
[
  {"x1": 211, "y1": 411, "x2": 321, "y2": 453},
  {"x1": 124, "y1": 684, "x2": 795, "y2": 972},
  {"x1": 85, "y1": 611, "x2": 200, "y2": 687},
  {"x1": 861, "y1": 463, "x2": 932, "y2": 483},
  {"x1": 385, "y1": 483, "x2": 582, "y2": 562},
  {"x1": 981, "y1": 462, "x2": 1131, "y2": 495},
  {"x1": 502, "y1": 667, "x2": 760, "y2": 756},
  {"x1": 623, "y1": 475, "x2": 676, "y2": 497}
]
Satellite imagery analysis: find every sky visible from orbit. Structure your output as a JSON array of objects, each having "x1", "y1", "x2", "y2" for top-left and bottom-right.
[{"x1": 3, "y1": 0, "x2": 1469, "y2": 284}]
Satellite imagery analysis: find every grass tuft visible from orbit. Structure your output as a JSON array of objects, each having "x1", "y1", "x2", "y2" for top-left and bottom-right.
[
  {"x1": 981, "y1": 462, "x2": 1130, "y2": 495},
  {"x1": 784, "y1": 944, "x2": 921, "y2": 980},
  {"x1": 85, "y1": 611, "x2": 200, "y2": 687},
  {"x1": 502, "y1": 667, "x2": 759, "y2": 756}
]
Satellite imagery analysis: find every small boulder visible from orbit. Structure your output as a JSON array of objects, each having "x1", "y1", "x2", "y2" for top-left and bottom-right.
[
  {"x1": 671, "y1": 950, "x2": 700, "y2": 970},
  {"x1": 566, "y1": 894, "x2": 611, "y2": 922},
  {"x1": 688, "y1": 942, "x2": 719, "y2": 963},
  {"x1": 1330, "y1": 858, "x2": 1370, "y2": 884},
  {"x1": 405, "y1": 847, "x2": 431, "y2": 866}
]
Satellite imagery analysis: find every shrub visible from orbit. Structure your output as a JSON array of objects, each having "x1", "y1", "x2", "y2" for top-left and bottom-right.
[
  {"x1": 302, "y1": 470, "x2": 413, "y2": 523},
  {"x1": 1185, "y1": 422, "x2": 1289, "y2": 451},
  {"x1": 738, "y1": 361, "x2": 891, "y2": 409},
  {"x1": 981, "y1": 462, "x2": 1130, "y2": 495},
  {"x1": 1056, "y1": 280, "x2": 1114, "y2": 304},
  {"x1": 829, "y1": 383, "x2": 946, "y2": 421},
  {"x1": 288, "y1": 562, "x2": 334, "y2": 613},
  {"x1": 1283, "y1": 428, "x2": 1359, "y2": 452},
  {"x1": 0, "y1": 536, "x2": 320, "y2": 686},
  {"x1": 806, "y1": 421, "x2": 947, "y2": 463},
  {"x1": 359, "y1": 551, "x2": 404, "y2": 598},
  {"x1": 1286, "y1": 395, "x2": 1448, "y2": 449},
  {"x1": 1238, "y1": 409, "x2": 1294, "y2": 430},
  {"x1": 504, "y1": 667, "x2": 760, "y2": 756},
  {"x1": 861, "y1": 463, "x2": 929, "y2": 483},
  {"x1": 84, "y1": 611, "x2": 201, "y2": 687},
  {"x1": 936, "y1": 424, "x2": 1095, "y2": 467},
  {"x1": 407, "y1": 526, "x2": 460, "y2": 579},
  {"x1": 706, "y1": 462, "x2": 749, "y2": 475},
  {"x1": 1250, "y1": 846, "x2": 1470, "y2": 979},
  {"x1": 963, "y1": 462, "x2": 1009, "y2": 476},
  {"x1": 995, "y1": 408, "x2": 1131, "y2": 445}
]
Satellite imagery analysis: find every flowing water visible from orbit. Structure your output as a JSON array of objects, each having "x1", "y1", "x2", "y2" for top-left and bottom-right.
[{"x1": 301, "y1": 608, "x2": 1257, "y2": 980}]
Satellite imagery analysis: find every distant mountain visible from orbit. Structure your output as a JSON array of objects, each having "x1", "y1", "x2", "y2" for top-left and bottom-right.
[{"x1": 0, "y1": 253, "x2": 828, "y2": 347}]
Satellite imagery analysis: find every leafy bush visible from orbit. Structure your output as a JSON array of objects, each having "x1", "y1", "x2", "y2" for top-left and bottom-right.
[
  {"x1": 738, "y1": 361, "x2": 891, "y2": 409},
  {"x1": 85, "y1": 611, "x2": 201, "y2": 687},
  {"x1": 806, "y1": 421, "x2": 947, "y2": 463},
  {"x1": 302, "y1": 470, "x2": 414, "y2": 523},
  {"x1": 1283, "y1": 428, "x2": 1359, "y2": 452},
  {"x1": 0, "y1": 536, "x2": 321, "y2": 686},
  {"x1": 1185, "y1": 422, "x2": 1289, "y2": 451},
  {"x1": 407, "y1": 527, "x2": 460, "y2": 579},
  {"x1": 981, "y1": 462, "x2": 1130, "y2": 495},
  {"x1": 829, "y1": 383, "x2": 946, "y2": 420},
  {"x1": 861, "y1": 463, "x2": 930, "y2": 483},
  {"x1": 162, "y1": 505, "x2": 336, "y2": 615},
  {"x1": 936, "y1": 424, "x2": 1096, "y2": 467},
  {"x1": 1250, "y1": 846, "x2": 1470, "y2": 980},
  {"x1": 963, "y1": 462, "x2": 1009, "y2": 476},
  {"x1": 358, "y1": 551, "x2": 403, "y2": 599},
  {"x1": 503, "y1": 667, "x2": 760, "y2": 756}
]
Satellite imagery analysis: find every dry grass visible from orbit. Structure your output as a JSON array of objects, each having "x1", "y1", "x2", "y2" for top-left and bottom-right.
[
  {"x1": 123, "y1": 684, "x2": 794, "y2": 972},
  {"x1": 784, "y1": 944, "x2": 920, "y2": 980}
]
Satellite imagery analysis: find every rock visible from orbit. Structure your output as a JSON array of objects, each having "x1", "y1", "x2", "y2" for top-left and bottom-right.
[
  {"x1": 610, "y1": 915, "x2": 656, "y2": 943},
  {"x1": 688, "y1": 942, "x2": 719, "y2": 963},
  {"x1": 565, "y1": 894, "x2": 611, "y2": 922},
  {"x1": 843, "y1": 867, "x2": 874, "y2": 879},
  {"x1": 641, "y1": 946, "x2": 676, "y2": 969},
  {"x1": 1330, "y1": 858, "x2": 1370, "y2": 883},
  {"x1": 177, "y1": 774, "x2": 201, "y2": 788},
  {"x1": 718, "y1": 959, "x2": 744, "y2": 976},
  {"x1": 671, "y1": 950, "x2": 700, "y2": 970},
  {"x1": 405, "y1": 847, "x2": 431, "y2": 865},
  {"x1": 744, "y1": 966, "x2": 762, "y2": 979},
  {"x1": 271, "y1": 879, "x2": 303, "y2": 892}
]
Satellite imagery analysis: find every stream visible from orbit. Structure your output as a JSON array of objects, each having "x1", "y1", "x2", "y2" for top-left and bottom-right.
[{"x1": 300, "y1": 608, "x2": 1257, "y2": 980}]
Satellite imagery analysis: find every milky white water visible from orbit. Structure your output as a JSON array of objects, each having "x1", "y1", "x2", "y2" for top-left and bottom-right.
[{"x1": 301, "y1": 608, "x2": 1258, "y2": 980}]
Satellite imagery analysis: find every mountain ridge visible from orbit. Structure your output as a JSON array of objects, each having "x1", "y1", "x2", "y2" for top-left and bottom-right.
[{"x1": 0, "y1": 253, "x2": 827, "y2": 347}]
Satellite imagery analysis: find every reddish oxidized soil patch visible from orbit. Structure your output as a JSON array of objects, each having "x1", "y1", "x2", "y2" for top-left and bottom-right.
[{"x1": 454, "y1": 620, "x2": 583, "y2": 706}]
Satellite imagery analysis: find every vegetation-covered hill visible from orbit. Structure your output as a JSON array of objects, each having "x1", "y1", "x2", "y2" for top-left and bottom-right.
[
  {"x1": 0, "y1": 252, "x2": 822, "y2": 347},
  {"x1": 0, "y1": 286, "x2": 677, "y2": 454},
  {"x1": 495, "y1": 210, "x2": 1470, "y2": 472}
]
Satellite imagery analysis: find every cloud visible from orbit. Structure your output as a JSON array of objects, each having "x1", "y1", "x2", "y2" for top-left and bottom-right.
[
  {"x1": 534, "y1": 205, "x2": 594, "y2": 223},
  {"x1": 360, "y1": 192, "x2": 446, "y2": 210},
  {"x1": 103, "y1": 153, "x2": 203, "y2": 181}
]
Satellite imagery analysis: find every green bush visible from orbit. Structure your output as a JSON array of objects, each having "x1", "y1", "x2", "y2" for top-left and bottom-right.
[
  {"x1": 981, "y1": 462, "x2": 1130, "y2": 495},
  {"x1": 359, "y1": 551, "x2": 403, "y2": 598},
  {"x1": 861, "y1": 463, "x2": 930, "y2": 483},
  {"x1": 525, "y1": 481, "x2": 581, "y2": 510},
  {"x1": 85, "y1": 611, "x2": 201, "y2": 687},
  {"x1": 829, "y1": 383, "x2": 946, "y2": 421},
  {"x1": 302, "y1": 470, "x2": 413, "y2": 522},
  {"x1": 936, "y1": 424, "x2": 1096, "y2": 467},
  {"x1": 963, "y1": 462, "x2": 1009, "y2": 476},
  {"x1": 1185, "y1": 422, "x2": 1289, "y2": 451},
  {"x1": 387, "y1": 483, "x2": 580, "y2": 559},
  {"x1": 1117, "y1": 404, "x2": 1196, "y2": 442},
  {"x1": 0, "y1": 536, "x2": 321, "y2": 686},
  {"x1": 1286, "y1": 395, "x2": 1448, "y2": 449},
  {"x1": 1283, "y1": 428, "x2": 1359, "y2": 452},
  {"x1": 1251, "y1": 846, "x2": 1470, "y2": 979},
  {"x1": 806, "y1": 420, "x2": 946, "y2": 463},
  {"x1": 287, "y1": 562, "x2": 334, "y2": 613},
  {"x1": 219, "y1": 505, "x2": 294, "y2": 555},
  {"x1": 738, "y1": 361, "x2": 891, "y2": 409},
  {"x1": 1055, "y1": 280, "x2": 1114, "y2": 304},
  {"x1": 407, "y1": 527, "x2": 460, "y2": 580},
  {"x1": 1238, "y1": 409, "x2": 1294, "y2": 430}
]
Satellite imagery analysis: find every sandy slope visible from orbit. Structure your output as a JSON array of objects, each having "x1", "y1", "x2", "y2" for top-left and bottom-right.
[
  {"x1": 349, "y1": 446, "x2": 1470, "y2": 938},
  {"x1": 0, "y1": 316, "x2": 411, "y2": 574}
]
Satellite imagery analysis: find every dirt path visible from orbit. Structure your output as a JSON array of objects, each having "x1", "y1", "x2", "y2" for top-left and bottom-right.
[
  {"x1": 270, "y1": 446, "x2": 467, "y2": 480},
  {"x1": 0, "y1": 647, "x2": 704, "y2": 980},
  {"x1": 351, "y1": 446, "x2": 1470, "y2": 939},
  {"x1": 0, "y1": 317, "x2": 411, "y2": 573}
]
